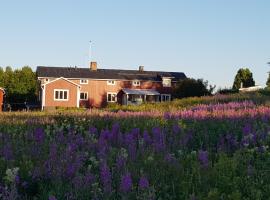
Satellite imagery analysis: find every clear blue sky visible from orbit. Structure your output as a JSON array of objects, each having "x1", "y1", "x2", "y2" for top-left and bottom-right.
[{"x1": 0, "y1": 0, "x2": 269, "y2": 88}]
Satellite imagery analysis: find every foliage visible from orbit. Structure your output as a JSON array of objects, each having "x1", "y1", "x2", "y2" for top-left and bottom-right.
[
  {"x1": 232, "y1": 68, "x2": 255, "y2": 90},
  {"x1": 216, "y1": 87, "x2": 239, "y2": 94},
  {"x1": 173, "y1": 78, "x2": 215, "y2": 98},
  {"x1": 0, "y1": 66, "x2": 38, "y2": 103},
  {"x1": 266, "y1": 73, "x2": 270, "y2": 88},
  {"x1": 0, "y1": 98, "x2": 270, "y2": 199}
]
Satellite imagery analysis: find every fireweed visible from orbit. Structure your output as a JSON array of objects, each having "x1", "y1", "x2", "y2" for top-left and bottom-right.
[{"x1": 0, "y1": 101, "x2": 270, "y2": 199}]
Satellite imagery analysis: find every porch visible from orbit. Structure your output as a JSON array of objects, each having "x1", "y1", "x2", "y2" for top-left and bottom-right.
[{"x1": 121, "y1": 88, "x2": 160, "y2": 105}]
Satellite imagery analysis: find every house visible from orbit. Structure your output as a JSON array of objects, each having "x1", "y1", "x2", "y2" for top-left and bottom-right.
[
  {"x1": 0, "y1": 87, "x2": 4, "y2": 111},
  {"x1": 36, "y1": 62, "x2": 186, "y2": 110},
  {"x1": 239, "y1": 85, "x2": 264, "y2": 92}
]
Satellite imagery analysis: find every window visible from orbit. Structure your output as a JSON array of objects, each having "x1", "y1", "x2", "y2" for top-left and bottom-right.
[
  {"x1": 162, "y1": 78, "x2": 171, "y2": 87},
  {"x1": 107, "y1": 80, "x2": 116, "y2": 85},
  {"x1": 80, "y1": 92, "x2": 88, "y2": 100},
  {"x1": 161, "y1": 94, "x2": 171, "y2": 102},
  {"x1": 54, "y1": 89, "x2": 69, "y2": 101},
  {"x1": 45, "y1": 78, "x2": 50, "y2": 82},
  {"x1": 107, "y1": 92, "x2": 117, "y2": 102},
  {"x1": 132, "y1": 80, "x2": 140, "y2": 86},
  {"x1": 80, "y1": 79, "x2": 88, "y2": 84}
]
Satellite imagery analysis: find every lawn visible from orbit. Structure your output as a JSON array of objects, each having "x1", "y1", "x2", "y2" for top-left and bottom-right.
[{"x1": 1, "y1": 93, "x2": 270, "y2": 199}]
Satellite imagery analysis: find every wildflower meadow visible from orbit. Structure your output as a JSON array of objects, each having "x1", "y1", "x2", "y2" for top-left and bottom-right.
[{"x1": 1, "y1": 95, "x2": 270, "y2": 199}]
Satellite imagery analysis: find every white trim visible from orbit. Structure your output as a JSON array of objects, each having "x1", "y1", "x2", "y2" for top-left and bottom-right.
[
  {"x1": 161, "y1": 94, "x2": 171, "y2": 102},
  {"x1": 42, "y1": 77, "x2": 81, "y2": 88},
  {"x1": 77, "y1": 87, "x2": 80, "y2": 108},
  {"x1": 42, "y1": 85, "x2": 45, "y2": 110},
  {"x1": 54, "y1": 89, "x2": 69, "y2": 101},
  {"x1": 107, "y1": 92, "x2": 117, "y2": 102},
  {"x1": 107, "y1": 80, "x2": 116, "y2": 85},
  {"x1": 80, "y1": 92, "x2": 88, "y2": 100},
  {"x1": 132, "y1": 80, "x2": 140, "y2": 86},
  {"x1": 80, "y1": 79, "x2": 88, "y2": 84}
]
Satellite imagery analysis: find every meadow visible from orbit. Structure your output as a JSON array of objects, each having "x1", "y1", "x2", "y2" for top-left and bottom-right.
[{"x1": 1, "y1": 93, "x2": 270, "y2": 199}]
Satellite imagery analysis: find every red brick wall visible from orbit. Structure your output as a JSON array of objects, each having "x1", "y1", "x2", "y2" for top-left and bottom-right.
[
  {"x1": 44, "y1": 79, "x2": 78, "y2": 108},
  {"x1": 42, "y1": 78, "x2": 176, "y2": 108}
]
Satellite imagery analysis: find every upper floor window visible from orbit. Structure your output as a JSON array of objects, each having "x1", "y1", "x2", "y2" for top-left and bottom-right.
[
  {"x1": 107, "y1": 80, "x2": 116, "y2": 85},
  {"x1": 132, "y1": 80, "x2": 140, "y2": 86},
  {"x1": 80, "y1": 79, "x2": 88, "y2": 84},
  {"x1": 162, "y1": 78, "x2": 171, "y2": 87},
  {"x1": 80, "y1": 92, "x2": 88, "y2": 100},
  {"x1": 107, "y1": 92, "x2": 117, "y2": 102},
  {"x1": 54, "y1": 89, "x2": 69, "y2": 101}
]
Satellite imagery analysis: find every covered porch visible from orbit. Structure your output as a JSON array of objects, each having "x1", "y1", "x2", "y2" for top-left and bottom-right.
[{"x1": 121, "y1": 88, "x2": 160, "y2": 105}]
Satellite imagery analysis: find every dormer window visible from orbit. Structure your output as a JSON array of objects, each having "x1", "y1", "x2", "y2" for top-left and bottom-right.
[
  {"x1": 132, "y1": 80, "x2": 140, "y2": 86},
  {"x1": 80, "y1": 79, "x2": 88, "y2": 84},
  {"x1": 107, "y1": 80, "x2": 116, "y2": 85},
  {"x1": 162, "y1": 78, "x2": 171, "y2": 87}
]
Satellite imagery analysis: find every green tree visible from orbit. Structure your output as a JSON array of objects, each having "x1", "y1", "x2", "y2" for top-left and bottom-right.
[
  {"x1": 266, "y1": 72, "x2": 270, "y2": 88},
  {"x1": 232, "y1": 68, "x2": 255, "y2": 90},
  {"x1": 173, "y1": 78, "x2": 215, "y2": 98}
]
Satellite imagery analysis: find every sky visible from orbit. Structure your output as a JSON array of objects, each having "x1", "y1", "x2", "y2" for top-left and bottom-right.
[{"x1": 0, "y1": 0, "x2": 269, "y2": 88}]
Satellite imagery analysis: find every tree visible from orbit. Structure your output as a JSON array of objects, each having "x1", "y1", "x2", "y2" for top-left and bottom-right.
[
  {"x1": 266, "y1": 72, "x2": 270, "y2": 88},
  {"x1": 232, "y1": 68, "x2": 255, "y2": 90},
  {"x1": 173, "y1": 78, "x2": 215, "y2": 98}
]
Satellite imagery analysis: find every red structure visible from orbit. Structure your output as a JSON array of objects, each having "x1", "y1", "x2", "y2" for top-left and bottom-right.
[
  {"x1": 36, "y1": 62, "x2": 186, "y2": 110},
  {"x1": 0, "y1": 88, "x2": 4, "y2": 111}
]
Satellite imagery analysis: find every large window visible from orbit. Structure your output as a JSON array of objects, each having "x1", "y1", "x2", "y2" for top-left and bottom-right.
[
  {"x1": 80, "y1": 79, "x2": 88, "y2": 84},
  {"x1": 132, "y1": 80, "x2": 140, "y2": 86},
  {"x1": 162, "y1": 78, "x2": 171, "y2": 87},
  {"x1": 107, "y1": 92, "x2": 117, "y2": 102},
  {"x1": 161, "y1": 94, "x2": 171, "y2": 102},
  {"x1": 107, "y1": 80, "x2": 116, "y2": 85},
  {"x1": 80, "y1": 92, "x2": 88, "y2": 100},
  {"x1": 54, "y1": 89, "x2": 69, "y2": 101}
]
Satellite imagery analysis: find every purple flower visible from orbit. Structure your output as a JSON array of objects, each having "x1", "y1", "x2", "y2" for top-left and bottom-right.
[
  {"x1": 172, "y1": 124, "x2": 181, "y2": 134},
  {"x1": 100, "y1": 162, "x2": 112, "y2": 193},
  {"x1": 116, "y1": 155, "x2": 126, "y2": 171},
  {"x1": 120, "y1": 172, "x2": 133, "y2": 193},
  {"x1": 143, "y1": 130, "x2": 152, "y2": 146},
  {"x1": 34, "y1": 127, "x2": 45, "y2": 143},
  {"x1": 48, "y1": 195, "x2": 57, "y2": 200},
  {"x1": 198, "y1": 150, "x2": 209, "y2": 168},
  {"x1": 138, "y1": 176, "x2": 149, "y2": 190}
]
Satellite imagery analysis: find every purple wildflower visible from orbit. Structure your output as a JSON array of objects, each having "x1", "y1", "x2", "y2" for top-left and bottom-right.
[
  {"x1": 138, "y1": 176, "x2": 149, "y2": 190},
  {"x1": 120, "y1": 172, "x2": 133, "y2": 193},
  {"x1": 100, "y1": 162, "x2": 112, "y2": 193},
  {"x1": 48, "y1": 195, "x2": 57, "y2": 200},
  {"x1": 34, "y1": 127, "x2": 45, "y2": 143},
  {"x1": 198, "y1": 150, "x2": 209, "y2": 168}
]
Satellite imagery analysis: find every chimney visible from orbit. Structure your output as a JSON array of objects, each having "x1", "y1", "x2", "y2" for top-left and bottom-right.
[
  {"x1": 139, "y1": 66, "x2": 144, "y2": 72},
  {"x1": 90, "y1": 62, "x2": 97, "y2": 71}
]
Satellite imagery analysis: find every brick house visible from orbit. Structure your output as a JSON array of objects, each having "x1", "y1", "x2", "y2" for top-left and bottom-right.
[
  {"x1": 0, "y1": 87, "x2": 4, "y2": 111},
  {"x1": 36, "y1": 62, "x2": 186, "y2": 110}
]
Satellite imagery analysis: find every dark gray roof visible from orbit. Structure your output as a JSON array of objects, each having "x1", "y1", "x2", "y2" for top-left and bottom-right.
[{"x1": 36, "y1": 66, "x2": 186, "y2": 81}]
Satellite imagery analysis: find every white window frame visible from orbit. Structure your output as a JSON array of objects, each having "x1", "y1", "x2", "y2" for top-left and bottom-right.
[
  {"x1": 161, "y1": 94, "x2": 171, "y2": 102},
  {"x1": 162, "y1": 78, "x2": 172, "y2": 87},
  {"x1": 107, "y1": 80, "x2": 116, "y2": 85},
  {"x1": 107, "y1": 92, "x2": 117, "y2": 102},
  {"x1": 54, "y1": 89, "x2": 69, "y2": 101},
  {"x1": 80, "y1": 92, "x2": 88, "y2": 100},
  {"x1": 132, "y1": 80, "x2": 140, "y2": 86},
  {"x1": 80, "y1": 79, "x2": 88, "y2": 84}
]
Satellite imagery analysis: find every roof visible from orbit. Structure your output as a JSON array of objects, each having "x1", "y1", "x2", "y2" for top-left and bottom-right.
[
  {"x1": 36, "y1": 66, "x2": 186, "y2": 81},
  {"x1": 41, "y1": 77, "x2": 81, "y2": 87},
  {"x1": 122, "y1": 88, "x2": 160, "y2": 95}
]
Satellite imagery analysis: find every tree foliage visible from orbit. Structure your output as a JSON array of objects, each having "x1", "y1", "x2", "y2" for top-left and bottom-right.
[
  {"x1": 232, "y1": 68, "x2": 255, "y2": 90},
  {"x1": 173, "y1": 78, "x2": 215, "y2": 98},
  {"x1": 0, "y1": 66, "x2": 38, "y2": 103}
]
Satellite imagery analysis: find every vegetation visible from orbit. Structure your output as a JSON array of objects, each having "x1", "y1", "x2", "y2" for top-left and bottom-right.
[
  {"x1": 0, "y1": 66, "x2": 38, "y2": 104},
  {"x1": 173, "y1": 78, "x2": 215, "y2": 98},
  {"x1": 0, "y1": 94, "x2": 270, "y2": 199},
  {"x1": 232, "y1": 68, "x2": 255, "y2": 89}
]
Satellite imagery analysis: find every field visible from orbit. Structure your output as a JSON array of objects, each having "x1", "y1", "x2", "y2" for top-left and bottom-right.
[{"x1": 1, "y1": 93, "x2": 270, "y2": 199}]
